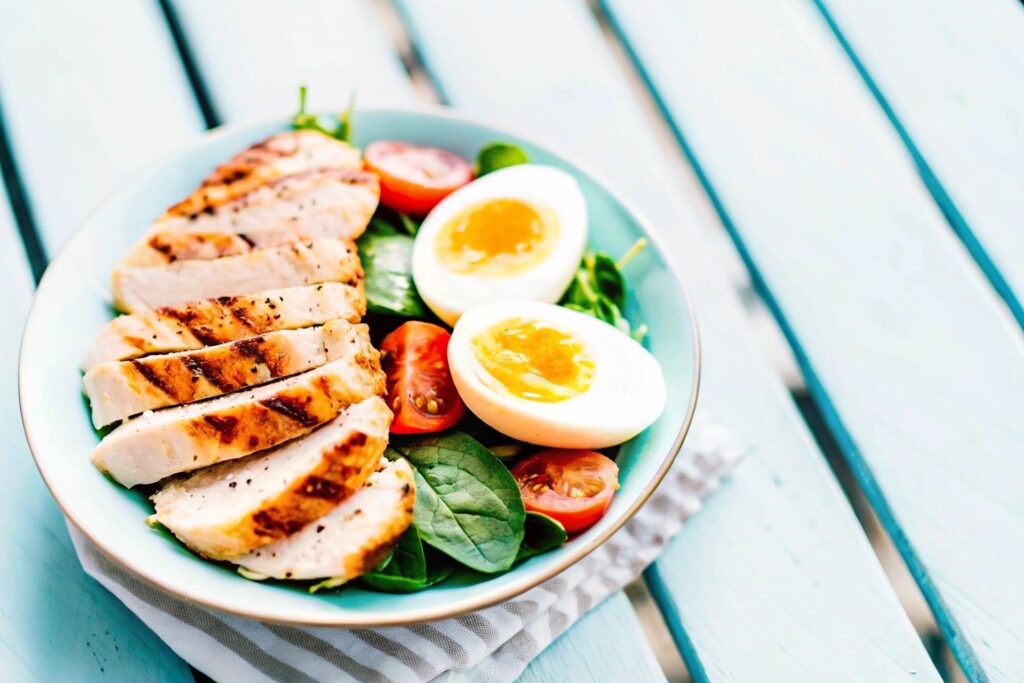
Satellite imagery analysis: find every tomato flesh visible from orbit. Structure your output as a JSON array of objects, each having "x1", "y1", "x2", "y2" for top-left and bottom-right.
[
  {"x1": 381, "y1": 322, "x2": 466, "y2": 434},
  {"x1": 512, "y1": 450, "x2": 619, "y2": 533},
  {"x1": 365, "y1": 141, "x2": 473, "y2": 215}
]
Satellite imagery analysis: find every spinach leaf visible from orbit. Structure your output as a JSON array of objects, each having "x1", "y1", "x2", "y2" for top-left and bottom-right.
[
  {"x1": 367, "y1": 206, "x2": 421, "y2": 238},
  {"x1": 361, "y1": 526, "x2": 426, "y2": 589},
  {"x1": 559, "y1": 238, "x2": 648, "y2": 342},
  {"x1": 359, "y1": 526, "x2": 455, "y2": 592},
  {"x1": 516, "y1": 512, "x2": 568, "y2": 562},
  {"x1": 476, "y1": 142, "x2": 529, "y2": 176},
  {"x1": 356, "y1": 231, "x2": 430, "y2": 318},
  {"x1": 291, "y1": 86, "x2": 355, "y2": 143},
  {"x1": 392, "y1": 432, "x2": 526, "y2": 573}
]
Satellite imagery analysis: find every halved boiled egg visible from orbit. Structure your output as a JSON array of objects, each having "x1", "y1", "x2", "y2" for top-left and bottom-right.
[
  {"x1": 448, "y1": 301, "x2": 666, "y2": 449},
  {"x1": 411, "y1": 165, "x2": 587, "y2": 325}
]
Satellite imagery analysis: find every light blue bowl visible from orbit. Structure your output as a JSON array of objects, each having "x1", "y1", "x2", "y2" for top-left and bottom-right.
[{"x1": 20, "y1": 107, "x2": 700, "y2": 625}]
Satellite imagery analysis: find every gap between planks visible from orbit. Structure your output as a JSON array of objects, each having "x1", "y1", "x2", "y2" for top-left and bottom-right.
[
  {"x1": 810, "y1": 0, "x2": 1024, "y2": 332},
  {"x1": 584, "y1": 0, "x2": 963, "y2": 679}
]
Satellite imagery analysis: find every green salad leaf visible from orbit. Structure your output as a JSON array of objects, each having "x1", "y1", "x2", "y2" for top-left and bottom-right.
[
  {"x1": 356, "y1": 206, "x2": 428, "y2": 319},
  {"x1": 357, "y1": 231, "x2": 430, "y2": 319},
  {"x1": 360, "y1": 526, "x2": 455, "y2": 593},
  {"x1": 475, "y1": 142, "x2": 529, "y2": 176},
  {"x1": 291, "y1": 86, "x2": 355, "y2": 143},
  {"x1": 560, "y1": 238, "x2": 648, "y2": 341},
  {"x1": 391, "y1": 432, "x2": 526, "y2": 573},
  {"x1": 516, "y1": 512, "x2": 568, "y2": 562}
]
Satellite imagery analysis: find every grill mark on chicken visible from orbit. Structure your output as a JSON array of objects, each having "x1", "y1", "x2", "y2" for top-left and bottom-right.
[
  {"x1": 129, "y1": 359, "x2": 175, "y2": 398},
  {"x1": 298, "y1": 476, "x2": 343, "y2": 500},
  {"x1": 203, "y1": 414, "x2": 240, "y2": 443},
  {"x1": 251, "y1": 510, "x2": 307, "y2": 538},
  {"x1": 234, "y1": 336, "x2": 267, "y2": 363},
  {"x1": 230, "y1": 306, "x2": 257, "y2": 331},
  {"x1": 182, "y1": 355, "x2": 232, "y2": 392},
  {"x1": 261, "y1": 395, "x2": 322, "y2": 427}
]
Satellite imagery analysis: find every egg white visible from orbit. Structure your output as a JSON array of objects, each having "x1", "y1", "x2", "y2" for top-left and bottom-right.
[
  {"x1": 448, "y1": 302, "x2": 666, "y2": 449},
  {"x1": 411, "y1": 165, "x2": 587, "y2": 325}
]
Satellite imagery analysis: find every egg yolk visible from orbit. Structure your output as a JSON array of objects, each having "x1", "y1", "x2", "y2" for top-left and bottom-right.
[
  {"x1": 473, "y1": 318, "x2": 594, "y2": 402},
  {"x1": 435, "y1": 198, "x2": 559, "y2": 276}
]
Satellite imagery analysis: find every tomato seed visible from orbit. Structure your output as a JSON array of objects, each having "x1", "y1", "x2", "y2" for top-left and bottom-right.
[
  {"x1": 391, "y1": 396, "x2": 402, "y2": 411},
  {"x1": 414, "y1": 395, "x2": 425, "y2": 409},
  {"x1": 426, "y1": 399, "x2": 439, "y2": 414}
]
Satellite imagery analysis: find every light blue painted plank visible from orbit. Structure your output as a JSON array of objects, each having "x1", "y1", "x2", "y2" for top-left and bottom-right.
[
  {"x1": 815, "y1": 0, "x2": 1024, "y2": 327},
  {"x1": 602, "y1": 0, "x2": 1024, "y2": 680},
  {"x1": 0, "y1": 194, "x2": 189, "y2": 680},
  {"x1": 396, "y1": 1, "x2": 939, "y2": 681},
  {"x1": 171, "y1": 3, "x2": 665, "y2": 676},
  {"x1": 0, "y1": 0, "x2": 204, "y2": 254},
  {"x1": 517, "y1": 593, "x2": 665, "y2": 683},
  {"x1": 171, "y1": 0, "x2": 414, "y2": 123}
]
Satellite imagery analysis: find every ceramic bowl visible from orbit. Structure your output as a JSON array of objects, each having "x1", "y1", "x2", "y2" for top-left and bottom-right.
[{"x1": 20, "y1": 107, "x2": 699, "y2": 625}]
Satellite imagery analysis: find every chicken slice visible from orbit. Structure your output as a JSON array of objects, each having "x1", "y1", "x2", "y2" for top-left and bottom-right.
[
  {"x1": 232, "y1": 459, "x2": 415, "y2": 582},
  {"x1": 153, "y1": 397, "x2": 392, "y2": 559},
  {"x1": 84, "y1": 319, "x2": 368, "y2": 428},
  {"x1": 124, "y1": 170, "x2": 379, "y2": 266},
  {"x1": 91, "y1": 343, "x2": 385, "y2": 487},
  {"x1": 165, "y1": 130, "x2": 361, "y2": 219},
  {"x1": 112, "y1": 239, "x2": 361, "y2": 313},
  {"x1": 83, "y1": 283, "x2": 364, "y2": 370}
]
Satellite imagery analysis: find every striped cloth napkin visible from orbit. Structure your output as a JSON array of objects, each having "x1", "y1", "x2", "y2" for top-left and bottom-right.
[{"x1": 70, "y1": 414, "x2": 741, "y2": 683}]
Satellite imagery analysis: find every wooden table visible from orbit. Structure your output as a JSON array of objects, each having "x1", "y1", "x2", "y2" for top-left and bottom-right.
[{"x1": 1, "y1": 1, "x2": 1021, "y2": 680}]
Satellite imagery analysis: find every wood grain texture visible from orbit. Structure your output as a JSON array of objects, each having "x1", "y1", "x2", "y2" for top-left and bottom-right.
[
  {"x1": 517, "y1": 592, "x2": 666, "y2": 683},
  {"x1": 396, "y1": 1, "x2": 940, "y2": 680},
  {"x1": 124, "y1": 1, "x2": 665, "y2": 678},
  {"x1": 601, "y1": 0, "x2": 1024, "y2": 680},
  {"x1": 815, "y1": 0, "x2": 1024, "y2": 327},
  {"x1": 171, "y1": 0, "x2": 414, "y2": 123},
  {"x1": 0, "y1": 196, "x2": 190, "y2": 681},
  {"x1": 0, "y1": 0, "x2": 204, "y2": 255}
]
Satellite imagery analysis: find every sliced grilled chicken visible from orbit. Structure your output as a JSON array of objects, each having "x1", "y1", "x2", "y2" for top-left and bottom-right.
[
  {"x1": 91, "y1": 343, "x2": 385, "y2": 487},
  {"x1": 153, "y1": 397, "x2": 392, "y2": 559},
  {"x1": 83, "y1": 282, "x2": 364, "y2": 370},
  {"x1": 124, "y1": 170, "x2": 379, "y2": 266},
  {"x1": 165, "y1": 130, "x2": 361, "y2": 219},
  {"x1": 84, "y1": 319, "x2": 368, "y2": 428},
  {"x1": 232, "y1": 458, "x2": 415, "y2": 582},
  {"x1": 112, "y1": 239, "x2": 361, "y2": 312}
]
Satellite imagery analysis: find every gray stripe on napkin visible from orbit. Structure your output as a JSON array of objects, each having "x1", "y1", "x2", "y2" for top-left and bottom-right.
[
  {"x1": 265, "y1": 624, "x2": 392, "y2": 683},
  {"x1": 350, "y1": 628, "x2": 438, "y2": 679}
]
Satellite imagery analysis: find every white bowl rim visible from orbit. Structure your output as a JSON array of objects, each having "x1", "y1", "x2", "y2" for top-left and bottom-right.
[{"x1": 19, "y1": 103, "x2": 701, "y2": 626}]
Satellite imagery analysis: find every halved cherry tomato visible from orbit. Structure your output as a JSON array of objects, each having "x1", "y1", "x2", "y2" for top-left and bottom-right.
[
  {"x1": 381, "y1": 321, "x2": 466, "y2": 434},
  {"x1": 365, "y1": 141, "x2": 473, "y2": 215},
  {"x1": 511, "y1": 450, "x2": 619, "y2": 533}
]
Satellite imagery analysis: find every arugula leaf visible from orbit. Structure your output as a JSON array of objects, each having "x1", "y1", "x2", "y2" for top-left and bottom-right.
[
  {"x1": 560, "y1": 238, "x2": 648, "y2": 341},
  {"x1": 335, "y1": 93, "x2": 356, "y2": 143},
  {"x1": 516, "y1": 512, "x2": 568, "y2": 562},
  {"x1": 356, "y1": 231, "x2": 430, "y2": 318},
  {"x1": 291, "y1": 86, "x2": 355, "y2": 143},
  {"x1": 392, "y1": 432, "x2": 526, "y2": 573},
  {"x1": 476, "y1": 142, "x2": 529, "y2": 176}
]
